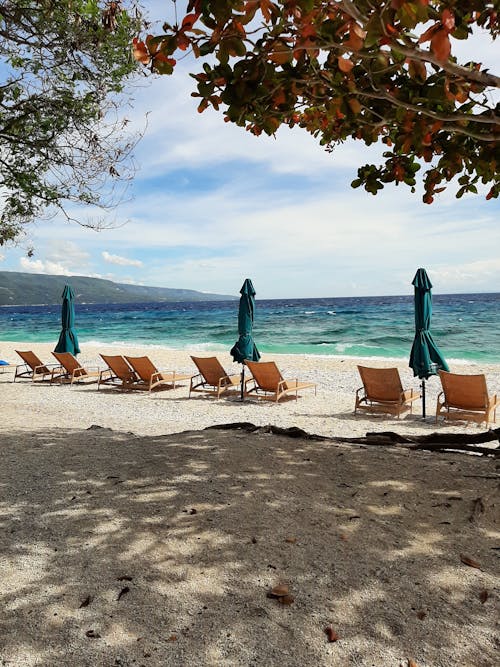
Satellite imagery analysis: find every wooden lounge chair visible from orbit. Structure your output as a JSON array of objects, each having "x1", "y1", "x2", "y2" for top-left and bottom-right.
[
  {"x1": 244, "y1": 360, "x2": 316, "y2": 402},
  {"x1": 189, "y1": 356, "x2": 240, "y2": 398},
  {"x1": 14, "y1": 350, "x2": 61, "y2": 382},
  {"x1": 98, "y1": 354, "x2": 140, "y2": 391},
  {"x1": 51, "y1": 352, "x2": 100, "y2": 385},
  {"x1": 436, "y1": 370, "x2": 499, "y2": 425},
  {"x1": 355, "y1": 366, "x2": 421, "y2": 418},
  {"x1": 125, "y1": 355, "x2": 193, "y2": 392}
]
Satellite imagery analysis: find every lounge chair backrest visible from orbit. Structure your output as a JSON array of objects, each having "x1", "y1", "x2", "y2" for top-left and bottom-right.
[
  {"x1": 125, "y1": 356, "x2": 157, "y2": 382},
  {"x1": 191, "y1": 356, "x2": 227, "y2": 385},
  {"x1": 439, "y1": 371, "x2": 488, "y2": 410},
  {"x1": 100, "y1": 354, "x2": 134, "y2": 380},
  {"x1": 246, "y1": 361, "x2": 283, "y2": 391},
  {"x1": 53, "y1": 352, "x2": 80, "y2": 373},
  {"x1": 357, "y1": 366, "x2": 403, "y2": 402},
  {"x1": 16, "y1": 350, "x2": 46, "y2": 370}
]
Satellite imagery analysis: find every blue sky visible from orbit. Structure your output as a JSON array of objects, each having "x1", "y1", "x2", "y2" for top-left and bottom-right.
[{"x1": 0, "y1": 2, "x2": 499, "y2": 299}]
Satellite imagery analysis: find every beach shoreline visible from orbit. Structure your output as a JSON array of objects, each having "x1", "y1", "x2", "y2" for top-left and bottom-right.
[{"x1": 1, "y1": 339, "x2": 499, "y2": 439}]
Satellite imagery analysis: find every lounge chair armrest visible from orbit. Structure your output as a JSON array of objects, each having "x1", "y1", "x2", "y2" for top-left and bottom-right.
[
  {"x1": 488, "y1": 393, "x2": 499, "y2": 407},
  {"x1": 218, "y1": 374, "x2": 240, "y2": 389},
  {"x1": 77, "y1": 365, "x2": 100, "y2": 376},
  {"x1": 403, "y1": 389, "x2": 421, "y2": 402},
  {"x1": 72, "y1": 366, "x2": 90, "y2": 377},
  {"x1": 34, "y1": 363, "x2": 56, "y2": 373},
  {"x1": 355, "y1": 386, "x2": 365, "y2": 398}
]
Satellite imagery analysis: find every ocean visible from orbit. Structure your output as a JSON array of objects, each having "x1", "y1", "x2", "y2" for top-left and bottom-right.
[{"x1": 0, "y1": 293, "x2": 499, "y2": 364}]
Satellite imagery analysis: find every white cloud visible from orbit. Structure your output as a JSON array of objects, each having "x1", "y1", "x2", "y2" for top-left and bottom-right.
[
  {"x1": 17, "y1": 240, "x2": 92, "y2": 276},
  {"x1": 20, "y1": 257, "x2": 71, "y2": 275},
  {"x1": 102, "y1": 250, "x2": 143, "y2": 267},
  {"x1": 431, "y1": 259, "x2": 500, "y2": 291}
]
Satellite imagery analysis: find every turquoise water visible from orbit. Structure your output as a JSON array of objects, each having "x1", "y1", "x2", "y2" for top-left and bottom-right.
[{"x1": 0, "y1": 293, "x2": 499, "y2": 363}]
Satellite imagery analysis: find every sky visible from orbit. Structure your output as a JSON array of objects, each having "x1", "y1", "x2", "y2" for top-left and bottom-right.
[{"x1": 0, "y1": 2, "x2": 499, "y2": 300}]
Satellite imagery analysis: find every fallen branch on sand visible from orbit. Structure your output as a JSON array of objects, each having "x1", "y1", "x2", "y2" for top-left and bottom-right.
[
  {"x1": 205, "y1": 422, "x2": 330, "y2": 441},
  {"x1": 204, "y1": 423, "x2": 500, "y2": 456}
]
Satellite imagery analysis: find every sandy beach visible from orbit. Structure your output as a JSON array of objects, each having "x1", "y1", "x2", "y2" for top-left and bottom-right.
[{"x1": 1, "y1": 341, "x2": 499, "y2": 666}]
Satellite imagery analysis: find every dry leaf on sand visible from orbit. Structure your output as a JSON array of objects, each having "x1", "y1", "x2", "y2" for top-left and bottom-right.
[
  {"x1": 324, "y1": 625, "x2": 340, "y2": 642},
  {"x1": 460, "y1": 554, "x2": 481, "y2": 569},
  {"x1": 270, "y1": 584, "x2": 289, "y2": 597}
]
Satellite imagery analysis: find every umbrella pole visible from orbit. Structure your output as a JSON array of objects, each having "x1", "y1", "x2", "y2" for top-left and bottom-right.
[
  {"x1": 241, "y1": 365, "x2": 245, "y2": 401},
  {"x1": 421, "y1": 379, "x2": 426, "y2": 419}
]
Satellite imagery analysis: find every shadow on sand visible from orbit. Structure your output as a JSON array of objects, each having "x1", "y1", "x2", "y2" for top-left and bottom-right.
[{"x1": 0, "y1": 425, "x2": 498, "y2": 666}]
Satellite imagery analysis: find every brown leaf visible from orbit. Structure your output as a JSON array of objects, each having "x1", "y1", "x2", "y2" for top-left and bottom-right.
[
  {"x1": 430, "y1": 29, "x2": 451, "y2": 62},
  {"x1": 167, "y1": 634, "x2": 178, "y2": 641},
  {"x1": 348, "y1": 99, "x2": 362, "y2": 115},
  {"x1": 132, "y1": 39, "x2": 150, "y2": 65},
  {"x1": 460, "y1": 554, "x2": 481, "y2": 569},
  {"x1": 269, "y1": 44, "x2": 292, "y2": 65},
  {"x1": 416, "y1": 610, "x2": 426, "y2": 620},
  {"x1": 324, "y1": 625, "x2": 340, "y2": 642},
  {"x1": 408, "y1": 660, "x2": 419, "y2": 667},
  {"x1": 271, "y1": 584, "x2": 289, "y2": 597},
  {"x1": 346, "y1": 29, "x2": 364, "y2": 51},
  {"x1": 441, "y1": 8, "x2": 455, "y2": 32},
  {"x1": 338, "y1": 56, "x2": 354, "y2": 73},
  {"x1": 285, "y1": 537, "x2": 297, "y2": 543},
  {"x1": 479, "y1": 589, "x2": 489, "y2": 603}
]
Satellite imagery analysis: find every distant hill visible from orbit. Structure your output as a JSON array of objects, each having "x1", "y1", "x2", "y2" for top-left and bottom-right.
[{"x1": 0, "y1": 271, "x2": 236, "y2": 306}]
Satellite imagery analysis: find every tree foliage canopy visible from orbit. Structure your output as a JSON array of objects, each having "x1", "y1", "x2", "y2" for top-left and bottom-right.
[
  {"x1": 135, "y1": 0, "x2": 499, "y2": 203},
  {"x1": 0, "y1": 0, "x2": 143, "y2": 245}
]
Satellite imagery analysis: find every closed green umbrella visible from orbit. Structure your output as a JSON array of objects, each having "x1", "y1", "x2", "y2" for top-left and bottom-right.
[
  {"x1": 409, "y1": 268, "x2": 449, "y2": 417},
  {"x1": 54, "y1": 284, "x2": 80, "y2": 355},
  {"x1": 230, "y1": 278, "x2": 260, "y2": 399}
]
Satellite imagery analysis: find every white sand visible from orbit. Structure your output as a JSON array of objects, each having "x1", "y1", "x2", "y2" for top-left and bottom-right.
[
  {"x1": 1, "y1": 340, "x2": 499, "y2": 438},
  {"x1": 1, "y1": 341, "x2": 498, "y2": 667}
]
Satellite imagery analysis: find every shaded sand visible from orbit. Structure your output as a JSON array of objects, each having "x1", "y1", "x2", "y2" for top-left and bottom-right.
[{"x1": 0, "y1": 341, "x2": 499, "y2": 666}]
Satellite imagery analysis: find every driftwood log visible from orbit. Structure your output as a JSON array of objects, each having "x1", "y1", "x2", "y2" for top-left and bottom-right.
[{"x1": 205, "y1": 423, "x2": 500, "y2": 456}]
